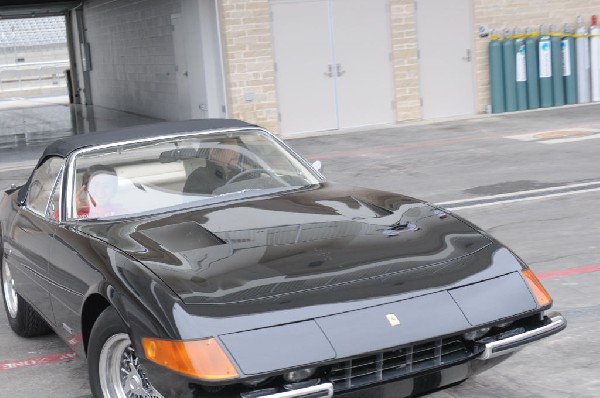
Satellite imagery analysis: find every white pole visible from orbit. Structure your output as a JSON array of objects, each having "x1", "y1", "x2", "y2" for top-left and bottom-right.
[
  {"x1": 590, "y1": 15, "x2": 600, "y2": 101},
  {"x1": 576, "y1": 16, "x2": 592, "y2": 103}
]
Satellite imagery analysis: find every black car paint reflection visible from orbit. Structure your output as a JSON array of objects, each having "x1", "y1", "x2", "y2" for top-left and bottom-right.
[{"x1": 0, "y1": 120, "x2": 564, "y2": 398}]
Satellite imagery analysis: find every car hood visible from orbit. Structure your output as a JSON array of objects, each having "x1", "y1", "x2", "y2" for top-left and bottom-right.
[{"x1": 77, "y1": 183, "x2": 492, "y2": 307}]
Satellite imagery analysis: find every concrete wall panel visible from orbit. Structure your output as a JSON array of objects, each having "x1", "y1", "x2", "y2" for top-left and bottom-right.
[{"x1": 83, "y1": 0, "x2": 181, "y2": 120}]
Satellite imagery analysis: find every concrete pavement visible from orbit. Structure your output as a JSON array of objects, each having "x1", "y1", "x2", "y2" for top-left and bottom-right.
[{"x1": 1, "y1": 101, "x2": 599, "y2": 397}]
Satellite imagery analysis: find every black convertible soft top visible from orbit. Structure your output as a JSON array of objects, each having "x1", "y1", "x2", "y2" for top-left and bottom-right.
[
  {"x1": 41, "y1": 119, "x2": 255, "y2": 160},
  {"x1": 18, "y1": 119, "x2": 257, "y2": 203}
]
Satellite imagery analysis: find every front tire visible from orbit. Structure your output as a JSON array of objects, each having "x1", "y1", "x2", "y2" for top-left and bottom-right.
[
  {"x1": 88, "y1": 306, "x2": 164, "y2": 398},
  {"x1": 1, "y1": 255, "x2": 51, "y2": 337}
]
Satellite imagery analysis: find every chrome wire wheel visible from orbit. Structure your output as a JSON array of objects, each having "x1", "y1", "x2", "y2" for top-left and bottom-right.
[
  {"x1": 98, "y1": 333, "x2": 164, "y2": 398},
  {"x1": 2, "y1": 257, "x2": 18, "y2": 319}
]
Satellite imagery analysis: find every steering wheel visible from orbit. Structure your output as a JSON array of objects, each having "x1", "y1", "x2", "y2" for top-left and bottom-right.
[{"x1": 225, "y1": 168, "x2": 290, "y2": 186}]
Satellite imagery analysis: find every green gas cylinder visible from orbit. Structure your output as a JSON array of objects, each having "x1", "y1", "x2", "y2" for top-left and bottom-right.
[
  {"x1": 538, "y1": 25, "x2": 554, "y2": 107},
  {"x1": 489, "y1": 30, "x2": 505, "y2": 113},
  {"x1": 525, "y1": 28, "x2": 540, "y2": 109},
  {"x1": 502, "y1": 29, "x2": 517, "y2": 112},
  {"x1": 550, "y1": 25, "x2": 565, "y2": 106},
  {"x1": 563, "y1": 24, "x2": 578, "y2": 104},
  {"x1": 514, "y1": 28, "x2": 528, "y2": 111}
]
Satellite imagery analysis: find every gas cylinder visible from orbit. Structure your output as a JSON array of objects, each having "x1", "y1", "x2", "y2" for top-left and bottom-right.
[
  {"x1": 590, "y1": 15, "x2": 600, "y2": 101},
  {"x1": 550, "y1": 25, "x2": 565, "y2": 106},
  {"x1": 576, "y1": 16, "x2": 591, "y2": 103},
  {"x1": 502, "y1": 29, "x2": 517, "y2": 112},
  {"x1": 489, "y1": 30, "x2": 505, "y2": 113},
  {"x1": 538, "y1": 25, "x2": 553, "y2": 107},
  {"x1": 563, "y1": 24, "x2": 578, "y2": 104},
  {"x1": 525, "y1": 27, "x2": 540, "y2": 109},
  {"x1": 514, "y1": 28, "x2": 528, "y2": 111}
]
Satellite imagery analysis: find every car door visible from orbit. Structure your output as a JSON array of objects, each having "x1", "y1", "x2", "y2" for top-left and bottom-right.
[
  {"x1": 46, "y1": 164, "x2": 105, "y2": 347},
  {"x1": 7, "y1": 156, "x2": 64, "y2": 325}
]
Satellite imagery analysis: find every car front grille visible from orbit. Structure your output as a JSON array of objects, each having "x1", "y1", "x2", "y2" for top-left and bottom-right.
[{"x1": 327, "y1": 336, "x2": 479, "y2": 391}]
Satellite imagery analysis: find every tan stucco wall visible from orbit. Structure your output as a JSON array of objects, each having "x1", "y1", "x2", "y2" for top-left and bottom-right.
[
  {"x1": 219, "y1": 0, "x2": 279, "y2": 133},
  {"x1": 390, "y1": 0, "x2": 421, "y2": 121}
]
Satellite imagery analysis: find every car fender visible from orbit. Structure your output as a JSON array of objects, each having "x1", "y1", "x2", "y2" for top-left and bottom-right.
[{"x1": 80, "y1": 247, "x2": 187, "y2": 356}]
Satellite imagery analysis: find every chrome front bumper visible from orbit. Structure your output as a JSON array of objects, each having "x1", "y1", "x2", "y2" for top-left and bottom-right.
[
  {"x1": 478, "y1": 312, "x2": 566, "y2": 360},
  {"x1": 242, "y1": 382, "x2": 333, "y2": 398},
  {"x1": 243, "y1": 313, "x2": 565, "y2": 397}
]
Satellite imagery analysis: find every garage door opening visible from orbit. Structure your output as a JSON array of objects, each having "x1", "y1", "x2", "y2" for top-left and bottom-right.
[{"x1": 0, "y1": 16, "x2": 70, "y2": 102}]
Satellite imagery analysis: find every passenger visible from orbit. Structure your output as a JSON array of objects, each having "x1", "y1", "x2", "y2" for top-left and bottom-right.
[
  {"x1": 75, "y1": 171, "x2": 91, "y2": 217},
  {"x1": 76, "y1": 165, "x2": 123, "y2": 217}
]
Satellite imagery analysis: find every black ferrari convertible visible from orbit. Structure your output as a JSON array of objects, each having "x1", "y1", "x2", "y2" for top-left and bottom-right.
[{"x1": 1, "y1": 119, "x2": 565, "y2": 398}]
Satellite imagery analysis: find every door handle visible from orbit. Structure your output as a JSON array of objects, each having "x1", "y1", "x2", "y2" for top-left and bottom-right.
[
  {"x1": 336, "y1": 64, "x2": 346, "y2": 77},
  {"x1": 324, "y1": 64, "x2": 333, "y2": 77},
  {"x1": 462, "y1": 49, "x2": 472, "y2": 62}
]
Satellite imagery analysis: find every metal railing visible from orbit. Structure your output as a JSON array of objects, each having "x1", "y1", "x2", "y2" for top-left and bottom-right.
[{"x1": 0, "y1": 60, "x2": 69, "y2": 92}]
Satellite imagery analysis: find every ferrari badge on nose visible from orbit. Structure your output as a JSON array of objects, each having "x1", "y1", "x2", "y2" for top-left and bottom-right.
[{"x1": 386, "y1": 314, "x2": 401, "y2": 327}]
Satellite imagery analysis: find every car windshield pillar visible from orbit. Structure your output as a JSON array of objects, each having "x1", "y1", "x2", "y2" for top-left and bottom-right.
[{"x1": 25, "y1": 156, "x2": 65, "y2": 220}]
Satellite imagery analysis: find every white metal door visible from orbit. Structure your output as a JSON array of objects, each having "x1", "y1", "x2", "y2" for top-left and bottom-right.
[
  {"x1": 172, "y1": 2, "x2": 227, "y2": 120},
  {"x1": 172, "y1": 14, "x2": 192, "y2": 120},
  {"x1": 272, "y1": 0, "x2": 395, "y2": 135},
  {"x1": 416, "y1": 0, "x2": 475, "y2": 119},
  {"x1": 181, "y1": 1, "x2": 208, "y2": 119},
  {"x1": 271, "y1": 0, "x2": 338, "y2": 134},
  {"x1": 333, "y1": 0, "x2": 394, "y2": 128}
]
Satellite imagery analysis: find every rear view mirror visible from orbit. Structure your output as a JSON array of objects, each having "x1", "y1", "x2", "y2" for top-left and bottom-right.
[
  {"x1": 312, "y1": 160, "x2": 323, "y2": 173},
  {"x1": 159, "y1": 148, "x2": 198, "y2": 163}
]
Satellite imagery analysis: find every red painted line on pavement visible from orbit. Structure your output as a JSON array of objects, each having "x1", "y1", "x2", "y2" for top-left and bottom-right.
[
  {"x1": 305, "y1": 135, "x2": 496, "y2": 160},
  {"x1": 0, "y1": 351, "x2": 77, "y2": 371},
  {"x1": 303, "y1": 123, "x2": 600, "y2": 161},
  {"x1": 537, "y1": 264, "x2": 600, "y2": 280}
]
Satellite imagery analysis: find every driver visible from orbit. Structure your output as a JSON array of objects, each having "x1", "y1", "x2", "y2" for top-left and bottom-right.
[{"x1": 183, "y1": 138, "x2": 242, "y2": 194}]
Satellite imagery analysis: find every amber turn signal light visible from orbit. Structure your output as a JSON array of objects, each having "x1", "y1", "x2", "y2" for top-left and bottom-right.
[
  {"x1": 522, "y1": 269, "x2": 552, "y2": 307},
  {"x1": 142, "y1": 337, "x2": 239, "y2": 380}
]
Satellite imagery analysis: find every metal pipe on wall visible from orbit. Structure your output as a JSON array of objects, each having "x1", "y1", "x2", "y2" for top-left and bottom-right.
[
  {"x1": 576, "y1": 16, "x2": 591, "y2": 103},
  {"x1": 550, "y1": 25, "x2": 565, "y2": 106},
  {"x1": 514, "y1": 28, "x2": 528, "y2": 111},
  {"x1": 563, "y1": 23, "x2": 578, "y2": 105}
]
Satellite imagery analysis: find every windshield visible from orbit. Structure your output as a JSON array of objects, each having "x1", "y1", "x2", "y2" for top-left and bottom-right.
[{"x1": 68, "y1": 129, "x2": 320, "y2": 220}]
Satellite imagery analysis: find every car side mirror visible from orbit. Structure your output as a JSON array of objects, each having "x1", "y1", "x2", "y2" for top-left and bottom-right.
[{"x1": 311, "y1": 160, "x2": 324, "y2": 174}]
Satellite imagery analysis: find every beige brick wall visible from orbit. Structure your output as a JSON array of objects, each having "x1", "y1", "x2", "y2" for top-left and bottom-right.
[
  {"x1": 390, "y1": 0, "x2": 421, "y2": 121},
  {"x1": 473, "y1": 0, "x2": 600, "y2": 113},
  {"x1": 219, "y1": 0, "x2": 279, "y2": 133}
]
